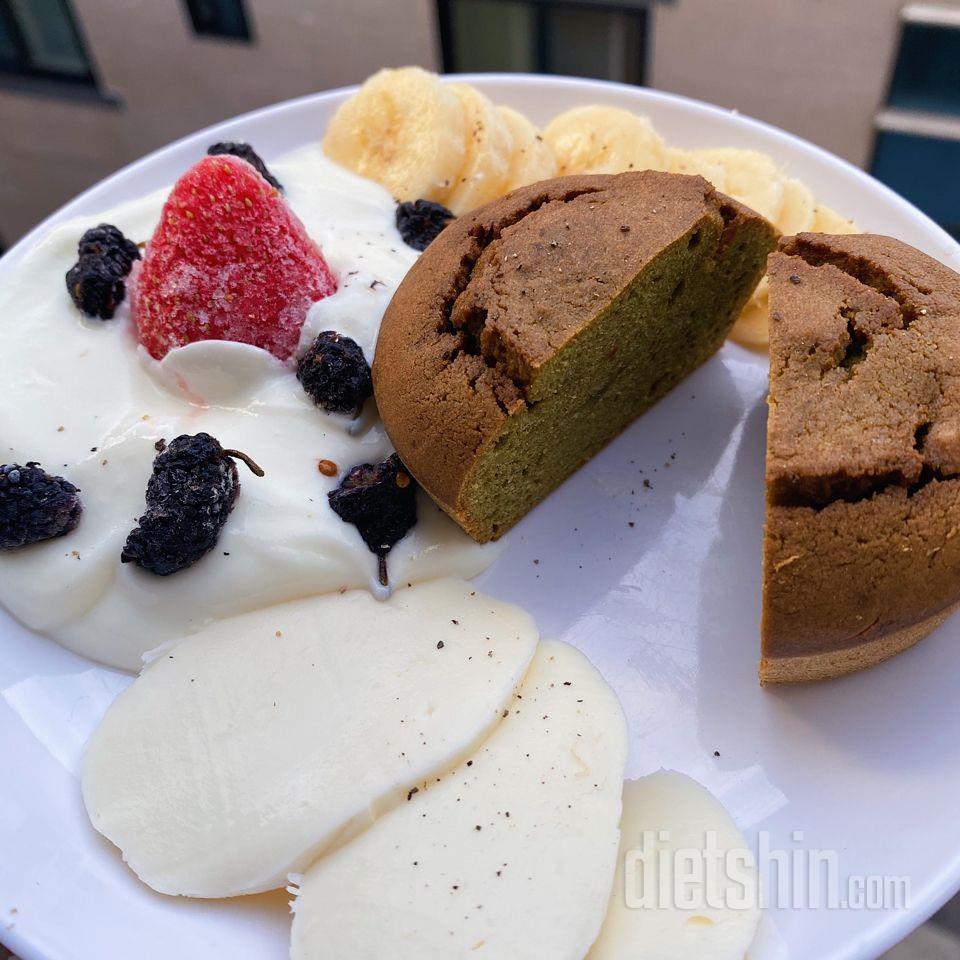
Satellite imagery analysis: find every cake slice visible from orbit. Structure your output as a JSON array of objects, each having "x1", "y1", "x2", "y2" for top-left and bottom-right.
[
  {"x1": 762, "y1": 233, "x2": 960, "y2": 682},
  {"x1": 374, "y1": 172, "x2": 777, "y2": 542}
]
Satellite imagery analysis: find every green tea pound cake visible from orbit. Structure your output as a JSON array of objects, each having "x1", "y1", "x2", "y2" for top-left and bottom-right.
[
  {"x1": 374, "y1": 172, "x2": 777, "y2": 542},
  {"x1": 762, "y1": 232, "x2": 960, "y2": 682}
]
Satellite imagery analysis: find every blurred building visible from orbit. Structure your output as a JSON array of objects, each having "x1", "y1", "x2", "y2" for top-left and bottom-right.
[
  {"x1": 0, "y1": 0, "x2": 439, "y2": 245},
  {"x1": 0, "y1": 0, "x2": 958, "y2": 246}
]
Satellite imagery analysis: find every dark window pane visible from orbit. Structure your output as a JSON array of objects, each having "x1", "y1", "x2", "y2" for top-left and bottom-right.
[
  {"x1": 7, "y1": 0, "x2": 88, "y2": 77},
  {"x1": 872, "y1": 129, "x2": 960, "y2": 239},
  {"x1": 0, "y1": 12, "x2": 20, "y2": 72},
  {"x1": 447, "y1": 0, "x2": 535, "y2": 72},
  {"x1": 544, "y1": 6, "x2": 645, "y2": 83},
  {"x1": 0, "y1": 0, "x2": 95, "y2": 84},
  {"x1": 185, "y1": 0, "x2": 252, "y2": 41},
  {"x1": 889, "y1": 21, "x2": 960, "y2": 117},
  {"x1": 440, "y1": 0, "x2": 647, "y2": 84}
]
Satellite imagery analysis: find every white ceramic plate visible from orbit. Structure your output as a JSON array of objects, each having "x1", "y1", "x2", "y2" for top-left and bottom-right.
[{"x1": 2, "y1": 75, "x2": 960, "y2": 960}]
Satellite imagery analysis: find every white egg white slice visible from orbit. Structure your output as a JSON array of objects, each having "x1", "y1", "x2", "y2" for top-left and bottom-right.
[
  {"x1": 81, "y1": 578, "x2": 537, "y2": 897},
  {"x1": 290, "y1": 638, "x2": 628, "y2": 960},
  {"x1": 587, "y1": 771, "x2": 761, "y2": 960}
]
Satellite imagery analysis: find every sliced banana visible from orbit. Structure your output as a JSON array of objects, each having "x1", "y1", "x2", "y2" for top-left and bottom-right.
[
  {"x1": 729, "y1": 278, "x2": 771, "y2": 351},
  {"x1": 812, "y1": 203, "x2": 859, "y2": 234},
  {"x1": 445, "y1": 84, "x2": 515, "y2": 215},
  {"x1": 694, "y1": 148, "x2": 784, "y2": 222},
  {"x1": 542, "y1": 105, "x2": 668, "y2": 176},
  {"x1": 498, "y1": 105, "x2": 557, "y2": 193},
  {"x1": 777, "y1": 176, "x2": 815, "y2": 235},
  {"x1": 323, "y1": 66, "x2": 466, "y2": 203},
  {"x1": 667, "y1": 147, "x2": 729, "y2": 192}
]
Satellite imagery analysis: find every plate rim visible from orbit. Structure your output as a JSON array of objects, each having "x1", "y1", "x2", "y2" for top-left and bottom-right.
[{"x1": 3, "y1": 72, "x2": 959, "y2": 960}]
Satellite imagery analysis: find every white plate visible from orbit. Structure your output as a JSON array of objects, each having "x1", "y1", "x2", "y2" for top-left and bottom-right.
[{"x1": 2, "y1": 75, "x2": 959, "y2": 960}]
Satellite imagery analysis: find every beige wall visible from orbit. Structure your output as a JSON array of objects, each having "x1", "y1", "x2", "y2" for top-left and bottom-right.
[
  {"x1": 0, "y1": 0, "x2": 439, "y2": 243},
  {"x1": 649, "y1": 0, "x2": 953, "y2": 168}
]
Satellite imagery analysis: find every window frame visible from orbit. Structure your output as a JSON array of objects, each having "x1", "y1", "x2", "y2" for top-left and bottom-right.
[
  {"x1": 436, "y1": 0, "x2": 651, "y2": 86},
  {"x1": 0, "y1": 0, "x2": 97, "y2": 87},
  {"x1": 869, "y1": 8, "x2": 960, "y2": 241}
]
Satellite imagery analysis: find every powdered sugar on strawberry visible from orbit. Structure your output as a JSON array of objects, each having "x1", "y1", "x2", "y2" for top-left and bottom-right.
[{"x1": 133, "y1": 154, "x2": 337, "y2": 360}]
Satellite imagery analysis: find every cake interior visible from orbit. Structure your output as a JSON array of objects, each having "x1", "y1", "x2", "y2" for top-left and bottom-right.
[{"x1": 459, "y1": 213, "x2": 775, "y2": 541}]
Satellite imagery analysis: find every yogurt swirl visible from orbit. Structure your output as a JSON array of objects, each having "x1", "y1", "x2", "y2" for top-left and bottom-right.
[{"x1": 0, "y1": 146, "x2": 497, "y2": 670}]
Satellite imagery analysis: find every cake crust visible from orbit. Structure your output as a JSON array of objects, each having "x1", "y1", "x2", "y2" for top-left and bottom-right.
[
  {"x1": 374, "y1": 172, "x2": 774, "y2": 540},
  {"x1": 760, "y1": 603, "x2": 958, "y2": 683},
  {"x1": 762, "y1": 233, "x2": 960, "y2": 682}
]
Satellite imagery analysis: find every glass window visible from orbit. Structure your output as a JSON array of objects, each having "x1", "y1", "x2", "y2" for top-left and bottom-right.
[
  {"x1": 545, "y1": 6, "x2": 644, "y2": 82},
  {"x1": 7, "y1": 0, "x2": 89, "y2": 77},
  {"x1": 0, "y1": 13, "x2": 18, "y2": 72},
  {"x1": 0, "y1": 0, "x2": 95, "y2": 84},
  {"x1": 439, "y1": 0, "x2": 649, "y2": 85},
  {"x1": 184, "y1": 0, "x2": 252, "y2": 42},
  {"x1": 872, "y1": 129, "x2": 960, "y2": 241},
  {"x1": 888, "y1": 21, "x2": 960, "y2": 117},
  {"x1": 448, "y1": 0, "x2": 536, "y2": 73}
]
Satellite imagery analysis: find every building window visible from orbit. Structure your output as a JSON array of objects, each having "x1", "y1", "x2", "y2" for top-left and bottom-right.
[
  {"x1": 872, "y1": 124, "x2": 960, "y2": 241},
  {"x1": 0, "y1": 0, "x2": 96, "y2": 86},
  {"x1": 887, "y1": 10, "x2": 960, "y2": 117},
  {"x1": 184, "y1": 0, "x2": 253, "y2": 42},
  {"x1": 870, "y1": 6, "x2": 960, "y2": 241},
  {"x1": 437, "y1": 0, "x2": 651, "y2": 86}
]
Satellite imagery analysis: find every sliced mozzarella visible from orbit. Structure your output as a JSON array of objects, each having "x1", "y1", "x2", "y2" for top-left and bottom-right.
[
  {"x1": 290, "y1": 639, "x2": 628, "y2": 960},
  {"x1": 81, "y1": 578, "x2": 537, "y2": 898},
  {"x1": 587, "y1": 771, "x2": 761, "y2": 960}
]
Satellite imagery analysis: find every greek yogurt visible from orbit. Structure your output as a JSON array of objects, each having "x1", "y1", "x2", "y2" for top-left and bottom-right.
[{"x1": 0, "y1": 145, "x2": 498, "y2": 670}]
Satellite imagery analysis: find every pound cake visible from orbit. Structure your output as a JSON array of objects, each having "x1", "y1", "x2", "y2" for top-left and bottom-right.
[
  {"x1": 762, "y1": 233, "x2": 960, "y2": 682},
  {"x1": 373, "y1": 171, "x2": 777, "y2": 542}
]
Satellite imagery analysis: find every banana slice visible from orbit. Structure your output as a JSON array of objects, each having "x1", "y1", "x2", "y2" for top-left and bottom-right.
[
  {"x1": 542, "y1": 105, "x2": 668, "y2": 176},
  {"x1": 323, "y1": 66, "x2": 467, "y2": 203},
  {"x1": 777, "y1": 176, "x2": 815, "y2": 235},
  {"x1": 666, "y1": 148, "x2": 729, "y2": 192},
  {"x1": 498, "y1": 105, "x2": 557, "y2": 193},
  {"x1": 445, "y1": 84, "x2": 515, "y2": 215},
  {"x1": 729, "y1": 278, "x2": 771, "y2": 350},
  {"x1": 694, "y1": 148, "x2": 784, "y2": 222},
  {"x1": 812, "y1": 203, "x2": 859, "y2": 234}
]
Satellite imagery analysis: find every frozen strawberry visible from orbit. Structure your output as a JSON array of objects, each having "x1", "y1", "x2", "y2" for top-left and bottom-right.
[{"x1": 133, "y1": 155, "x2": 336, "y2": 361}]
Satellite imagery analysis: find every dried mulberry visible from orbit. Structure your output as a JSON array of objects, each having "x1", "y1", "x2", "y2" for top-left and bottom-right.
[
  {"x1": 207, "y1": 141, "x2": 283, "y2": 191},
  {"x1": 396, "y1": 199, "x2": 454, "y2": 252},
  {"x1": 121, "y1": 433, "x2": 263, "y2": 576},
  {"x1": 328, "y1": 453, "x2": 417, "y2": 585},
  {"x1": 297, "y1": 331, "x2": 372, "y2": 416},
  {"x1": 66, "y1": 222, "x2": 140, "y2": 320},
  {"x1": 0, "y1": 463, "x2": 82, "y2": 550}
]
